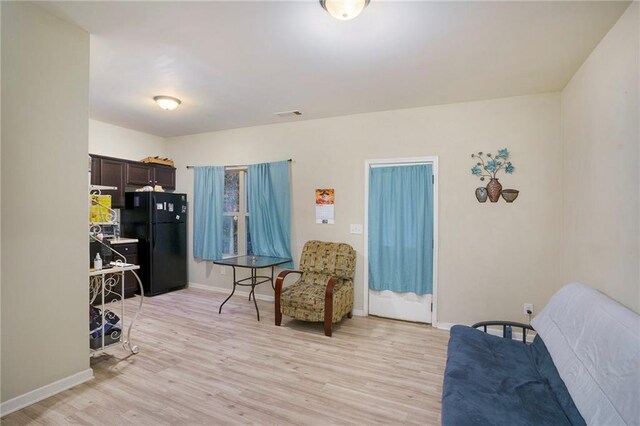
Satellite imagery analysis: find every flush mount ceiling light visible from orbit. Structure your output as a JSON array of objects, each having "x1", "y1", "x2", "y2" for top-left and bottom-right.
[
  {"x1": 153, "y1": 95, "x2": 181, "y2": 111},
  {"x1": 320, "y1": 0, "x2": 370, "y2": 20}
]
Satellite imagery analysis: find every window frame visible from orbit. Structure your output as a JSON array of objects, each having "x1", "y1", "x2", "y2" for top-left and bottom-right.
[{"x1": 223, "y1": 166, "x2": 250, "y2": 258}]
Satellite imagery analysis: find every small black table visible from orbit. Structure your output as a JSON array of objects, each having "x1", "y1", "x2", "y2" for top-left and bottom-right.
[{"x1": 213, "y1": 255, "x2": 291, "y2": 321}]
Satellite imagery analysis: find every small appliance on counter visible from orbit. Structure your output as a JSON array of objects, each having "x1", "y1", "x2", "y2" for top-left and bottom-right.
[{"x1": 121, "y1": 192, "x2": 187, "y2": 296}]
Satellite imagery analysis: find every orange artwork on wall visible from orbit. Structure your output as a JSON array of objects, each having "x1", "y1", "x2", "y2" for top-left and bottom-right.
[
  {"x1": 315, "y1": 188, "x2": 334, "y2": 205},
  {"x1": 315, "y1": 188, "x2": 335, "y2": 224}
]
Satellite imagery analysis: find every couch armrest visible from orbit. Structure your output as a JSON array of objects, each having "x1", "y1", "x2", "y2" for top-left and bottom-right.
[{"x1": 472, "y1": 321, "x2": 535, "y2": 343}]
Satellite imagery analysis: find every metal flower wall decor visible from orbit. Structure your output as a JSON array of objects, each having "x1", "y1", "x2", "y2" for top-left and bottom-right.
[
  {"x1": 471, "y1": 148, "x2": 514, "y2": 180},
  {"x1": 470, "y1": 148, "x2": 519, "y2": 203}
]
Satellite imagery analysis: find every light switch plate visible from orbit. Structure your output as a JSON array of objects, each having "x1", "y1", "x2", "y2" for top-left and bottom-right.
[{"x1": 350, "y1": 224, "x2": 363, "y2": 234}]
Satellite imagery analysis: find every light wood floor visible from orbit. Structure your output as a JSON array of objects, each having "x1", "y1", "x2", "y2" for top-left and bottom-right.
[{"x1": 3, "y1": 287, "x2": 450, "y2": 425}]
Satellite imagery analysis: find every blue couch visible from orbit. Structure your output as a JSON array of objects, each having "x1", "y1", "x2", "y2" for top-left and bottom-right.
[
  {"x1": 441, "y1": 283, "x2": 640, "y2": 426},
  {"x1": 442, "y1": 325, "x2": 584, "y2": 426}
]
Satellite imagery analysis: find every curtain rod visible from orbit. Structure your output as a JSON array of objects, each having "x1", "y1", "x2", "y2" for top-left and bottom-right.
[{"x1": 186, "y1": 159, "x2": 292, "y2": 169}]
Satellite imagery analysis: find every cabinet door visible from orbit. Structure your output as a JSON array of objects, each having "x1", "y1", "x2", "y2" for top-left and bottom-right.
[
  {"x1": 123, "y1": 251, "x2": 139, "y2": 298},
  {"x1": 90, "y1": 156, "x2": 101, "y2": 185},
  {"x1": 125, "y1": 162, "x2": 153, "y2": 186},
  {"x1": 113, "y1": 243, "x2": 138, "y2": 298},
  {"x1": 123, "y1": 254, "x2": 139, "y2": 298},
  {"x1": 100, "y1": 159, "x2": 125, "y2": 208},
  {"x1": 153, "y1": 166, "x2": 176, "y2": 190}
]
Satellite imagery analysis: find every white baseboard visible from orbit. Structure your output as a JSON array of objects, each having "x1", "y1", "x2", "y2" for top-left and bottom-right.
[
  {"x1": 352, "y1": 309, "x2": 365, "y2": 316},
  {"x1": 188, "y1": 281, "x2": 275, "y2": 302},
  {"x1": 0, "y1": 368, "x2": 93, "y2": 417},
  {"x1": 434, "y1": 322, "x2": 454, "y2": 331}
]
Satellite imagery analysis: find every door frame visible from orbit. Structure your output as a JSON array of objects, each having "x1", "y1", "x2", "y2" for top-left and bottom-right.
[{"x1": 363, "y1": 156, "x2": 439, "y2": 324}]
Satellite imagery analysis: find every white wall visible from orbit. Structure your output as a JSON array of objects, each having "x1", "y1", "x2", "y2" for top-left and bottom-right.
[
  {"x1": 167, "y1": 93, "x2": 563, "y2": 326},
  {"x1": 1, "y1": 1, "x2": 90, "y2": 404},
  {"x1": 561, "y1": 2, "x2": 639, "y2": 312},
  {"x1": 89, "y1": 119, "x2": 166, "y2": 161},
  {"x1": 0, "y1": 0, "x2": 3, "y2": 399}
]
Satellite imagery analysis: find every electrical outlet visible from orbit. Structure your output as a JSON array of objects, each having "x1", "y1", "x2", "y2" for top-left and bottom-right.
[
  {"x1": 350, "y1": 224, "x2": 363, "y2": 234},
  {"x1": 220, "y1": 266, "x2": 226, "y2": 275},
  {"x1": 523, "y1": 303, "x2": 534, "y2": 316}
]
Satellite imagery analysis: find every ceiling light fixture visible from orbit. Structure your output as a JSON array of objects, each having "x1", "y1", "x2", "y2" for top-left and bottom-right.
[
  {"x1": 153, "y1": 95, "x2": 181, "y2": 111},
  {"x1": 320, "y1": 0, "x2": 370, "y2": 20}
]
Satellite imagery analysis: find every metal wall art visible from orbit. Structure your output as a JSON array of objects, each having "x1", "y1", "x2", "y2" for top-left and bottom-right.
[{"x1": 470, "y1": 148, "x2": 519, "y2": 203}]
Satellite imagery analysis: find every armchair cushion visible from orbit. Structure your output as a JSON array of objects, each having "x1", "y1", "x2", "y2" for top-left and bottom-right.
[
  {"x1": 280, "y1": 279, "x2": 353, "y2": 322},
  {"x1": 299, "y1": 240, "x2": 356, "y2": 279}
]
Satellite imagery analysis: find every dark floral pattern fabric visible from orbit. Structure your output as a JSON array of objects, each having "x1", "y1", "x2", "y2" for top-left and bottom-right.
[{"x1": 299, "y1": 240, "x2": 356, "y2": 279}]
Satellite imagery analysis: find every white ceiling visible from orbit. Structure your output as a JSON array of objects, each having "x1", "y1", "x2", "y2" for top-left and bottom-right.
[{"x1": 42, "y1": 1, "x2": 630, "y2": 138}]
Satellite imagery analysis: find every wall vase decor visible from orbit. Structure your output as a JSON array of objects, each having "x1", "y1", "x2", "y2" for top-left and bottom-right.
[
  {"x1": 486, "y1": 178, "x2": 502, "y2": 202},
  {"x1": 501, "y1": 189, "x2": 520, "y2": 203},
  {"x1": 470, "y1": 148, "x2": 515, "y2": 203},
  {"x1": 475, "y1": 187, "x2": 488, "y2": 203}
]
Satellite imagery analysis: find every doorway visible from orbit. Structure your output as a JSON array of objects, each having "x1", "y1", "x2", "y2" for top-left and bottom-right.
[{"x1": 364, "y1": 157, "x2": 438, "y2": 324}]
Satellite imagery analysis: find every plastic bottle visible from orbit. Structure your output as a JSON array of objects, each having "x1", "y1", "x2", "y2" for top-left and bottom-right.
[{"x1": 94, "y1": 253, "x2": 102, "y2": 271}]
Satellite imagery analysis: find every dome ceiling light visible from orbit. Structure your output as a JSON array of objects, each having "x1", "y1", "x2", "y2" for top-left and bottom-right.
[
  {"x1": 153, "y1": 95, "x2": 181, "y2": 111},
  {"x1": 320, "y1": 0, "x2": 370, "y2": 20}
]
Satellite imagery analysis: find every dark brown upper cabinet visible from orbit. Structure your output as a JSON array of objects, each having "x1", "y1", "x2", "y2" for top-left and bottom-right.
[
  {"x1": 125, "y1": 162, "x2": 176, "y2": 190},
  {"x1": 153, "y1": 165, "x2": 176, "y2": 190},
  {"x1": 90, "y1": 156, "x2": 101, "y2": 185},
  {"x1": 90, "y1": 154, "x2": 176, "y2": 207},
  {"x1": 98, "y1": 158, "x2": 126, "y2": 208},
  {"x1": 125, "y1": 162, "x2": 153, "y2": 186}
]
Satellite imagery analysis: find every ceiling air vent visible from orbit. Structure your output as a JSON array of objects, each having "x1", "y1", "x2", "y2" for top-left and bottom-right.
[{"x1": 274, "y1": 110, "x2": 302, "y2": 118}]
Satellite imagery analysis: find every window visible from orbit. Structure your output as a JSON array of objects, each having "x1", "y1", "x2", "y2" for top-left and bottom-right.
[{"x1": 223, "y1": 168, "x2": 252, "y2": 257}]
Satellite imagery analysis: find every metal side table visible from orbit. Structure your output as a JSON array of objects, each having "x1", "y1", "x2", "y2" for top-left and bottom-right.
[{"x1": 213, "y1": 255, "x2": 291, "y2": 321}]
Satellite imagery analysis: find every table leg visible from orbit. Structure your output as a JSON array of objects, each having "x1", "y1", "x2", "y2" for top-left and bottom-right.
[
  {"x1": 251, "y1": 268, "x2": 260, "y2": 321},
  {"x1": 219, "y1": 266, "x2": 237, "y2": 314},
  {"x1": 270, "y1": 266, "x2": 275, "y2": 290}
]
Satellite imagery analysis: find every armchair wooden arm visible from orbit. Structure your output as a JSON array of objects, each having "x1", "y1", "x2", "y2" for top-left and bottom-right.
[
  {"x1": 324, "y1": 276, "x2": 338, "y2": 337},
  {"x1": 274, "y1": 269, "x2": 302, "y2": 327},
  {"x1": 324, "y1": 277, "x2": 353, "y2": 337}
]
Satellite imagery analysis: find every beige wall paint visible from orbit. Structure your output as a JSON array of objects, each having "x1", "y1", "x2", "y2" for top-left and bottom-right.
[
  {"x1": 561, "y1": 2, "x2": 640, "y2": 312},
  {"x1": 1, "y1": 2, "x2": 90, "y2": 402},
  {"x1": 89, "y1": 119, "x2": 166, "y2": 161},
  {"x1": 167, "y1": 93, "x2": 563, "y2": 326},
  {"x1": 0, "y1": 0, "x2": 3, "y2": 395}
]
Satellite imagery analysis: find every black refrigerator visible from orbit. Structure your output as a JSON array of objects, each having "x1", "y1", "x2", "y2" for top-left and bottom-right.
[{"x1": 121, "y1": 192, "x2": 187, "y2": 296}]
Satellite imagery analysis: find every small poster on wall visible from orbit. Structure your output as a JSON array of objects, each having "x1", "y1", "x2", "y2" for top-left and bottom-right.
[{"x1": 315, "y1": 188, "x2": 335, "y2": 224}]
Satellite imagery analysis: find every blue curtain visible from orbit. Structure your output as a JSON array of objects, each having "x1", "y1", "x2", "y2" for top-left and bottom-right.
[
  {"x1": 247, "y1": 161, "x2": 293, "y2": 267},
  {"x1": 193, "y1": 166, "x2": 225, "y2": 260},
  {"x1": 368, "y1": 164, "x2": 433, "y2": 295}
]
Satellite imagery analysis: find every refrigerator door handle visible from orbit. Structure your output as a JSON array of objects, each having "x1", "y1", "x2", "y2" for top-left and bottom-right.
[
  {"x1": 152, "y1": 195, "x2": 157, "y2": 249},
  {"x1": 152, "y1": 195, "x2": 157, "y2": 224},
  {"x1": 151, "y1": 195, "x2": 158, "y2": 249}
]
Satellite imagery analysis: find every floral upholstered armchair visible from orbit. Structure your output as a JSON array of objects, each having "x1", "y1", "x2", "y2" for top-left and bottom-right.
[{"x1": 275, "y1": 240, "x2": 356, "y2": 337}]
